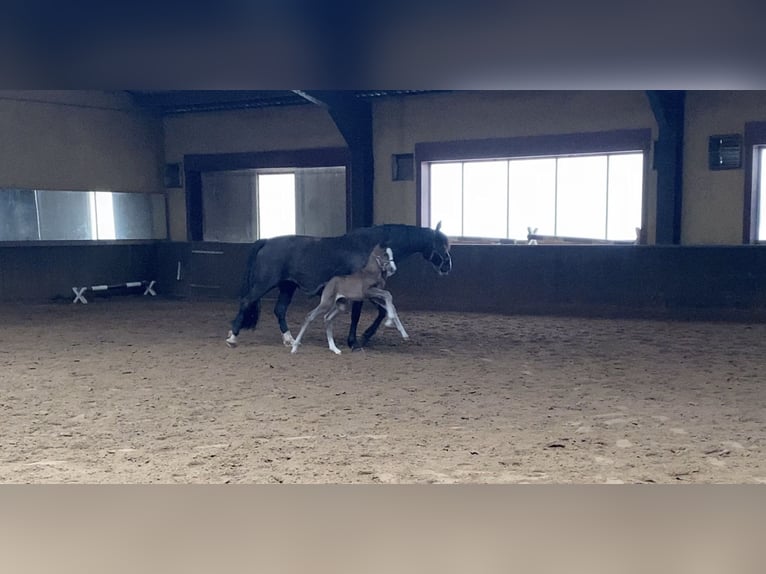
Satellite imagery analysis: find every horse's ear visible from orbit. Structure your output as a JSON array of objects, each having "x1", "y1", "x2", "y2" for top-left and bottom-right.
[{"x1": 435, "y1": 221, "x2": 442, "y2": 233}]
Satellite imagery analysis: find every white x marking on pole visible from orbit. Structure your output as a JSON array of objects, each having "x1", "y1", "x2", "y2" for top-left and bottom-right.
[
  {"x1": 143, "y1": 280, "x2": 156, "y2": 296},
  {"x1": 72, "y1": 287, "x2": 88, "y2": 304}
]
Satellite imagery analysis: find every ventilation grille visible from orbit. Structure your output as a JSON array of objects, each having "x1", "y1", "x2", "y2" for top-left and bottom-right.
[
  {"x1": 708, "y1": 134, "x2": 742, "y2": 170},
  {"x1": 392, "y1": 153, "x2": 414, "y2": 181}
]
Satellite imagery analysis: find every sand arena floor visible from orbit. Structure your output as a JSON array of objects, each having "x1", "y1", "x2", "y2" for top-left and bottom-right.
[{"x1": 0, "y1": 297, "x2": 764, "y2": 483}]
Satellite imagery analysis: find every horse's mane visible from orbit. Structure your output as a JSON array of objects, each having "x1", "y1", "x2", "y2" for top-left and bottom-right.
[{"x1": 349, "y1": 224, "x2": 435, "y2": 246}]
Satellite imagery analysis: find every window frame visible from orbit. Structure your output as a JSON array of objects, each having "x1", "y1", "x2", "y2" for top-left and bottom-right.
[
  {"x1": 0, "y1": 188, "x2": 168, "y2": 245},
  {"x1": 743, "y1": 121, "x2": 766, "y2": 244},
  {"x1": 416, "y1": 129, "x2": 652, "y2": 243},
  {"x1": 184, "y1": 148, "x2": 351, "y2": 242}
]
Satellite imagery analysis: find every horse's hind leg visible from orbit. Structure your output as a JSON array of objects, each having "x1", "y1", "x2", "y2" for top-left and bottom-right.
[
  {"x1": 347, "y1": 301, "x2": 364, "y2": 350},
  {"x1": 227, "y1": 282, "x2": 272, "y2": 347},
  {"x1": 227, "y1": 300, "x2": 255, "y2": 347},
  {"x1": 347, "y1": 301, "x2": 388, "y2": 350},
  {"x1": 356, "y1": 305, "x2": 388, "y2": 350},
  {"x1": 274, "y1": 282, "x2": 297, "y2": 346}
]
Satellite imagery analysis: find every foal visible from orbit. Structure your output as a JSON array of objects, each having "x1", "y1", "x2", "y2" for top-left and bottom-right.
[{"x1": 291, "y1": 245, "x2": 409, "y2": 354}]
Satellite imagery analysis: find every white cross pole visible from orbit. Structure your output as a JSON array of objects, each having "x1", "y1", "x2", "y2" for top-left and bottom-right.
[
  {"x1": 72, "y1": 287, "x2": 88, "y2": 304},
  {"x1": 71, "y1": 280, "x2": 156, "y2": 303}
]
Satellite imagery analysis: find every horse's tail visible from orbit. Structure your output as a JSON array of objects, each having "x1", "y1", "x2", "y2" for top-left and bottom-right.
[
  {"x1": 240, "y1": 300, "x2": 261, "y2": 331},
  {"x1": 239, "y1": 239, "x2": 269, "y2": 330}
]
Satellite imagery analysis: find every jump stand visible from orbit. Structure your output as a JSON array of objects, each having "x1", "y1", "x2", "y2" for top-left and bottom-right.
[{"x1": 72, "y1": 280, "x2": 157, "y2": 304}]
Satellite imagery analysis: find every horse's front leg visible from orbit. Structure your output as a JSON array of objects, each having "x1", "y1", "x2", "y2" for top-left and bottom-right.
[
  {"x1": 347, "y1": 300, "x2": 364, "y2": 350},
  {"x1": 274, "y1": 282, "x2": 297, "y2": 346},
  {"x1": 357, "y1": 305, "x2": 388, "y2": 349}
]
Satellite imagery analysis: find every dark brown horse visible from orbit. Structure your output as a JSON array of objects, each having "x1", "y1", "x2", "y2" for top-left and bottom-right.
[{"x1": 225, "y1": 223, "x2": 451, "y2": 349}]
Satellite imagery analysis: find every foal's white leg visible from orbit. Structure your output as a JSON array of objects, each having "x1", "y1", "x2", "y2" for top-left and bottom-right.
[
  {"x1": 380, "y1": 294, "x2": 408, "y2": 339},
  {"x1": 291, "y1": 303, "x2": 328, "y2": 354},
  {"x1": 325, "y1": 320, "x2": 343, "y2": 355},
  {"x1": 387, "y1": 302, "x2": 409, "y2": 340},
  {"x1": 323, "y1": 306, "x2": 343, "y2": 354},
  {"x1": 368, "y1": 289, "x2": 409, "y2": 340}
]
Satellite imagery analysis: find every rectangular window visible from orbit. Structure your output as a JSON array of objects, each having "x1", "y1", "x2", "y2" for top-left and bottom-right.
[
  {"x1": 463, "y1": 160, "x2": 508, "y2": 238},
  {"x1": 508, "y1": 158, "x2": 556, "y2": 240},
  {"x1": 556, "y1": 155, "x2": 608, "y2": 238},
  {"x1": 257, "y1": 173, "x2": 296, "y2": 239},
  {"x1": 0, "y1": 189, "x2": 167, "y2": 241},
  {"x1": 201, "y1": 167, "x2": 346, "y2": 243},
  {"x1": 428, "y1": 152, "x2": 644, "y2": 242},
  {"x1": 0, "y1": 189, "x2": 38, "y2": 241},
  {"x1": 743, "y1": 122, "x2": 766, "y2": 243},
  {"x1": 90, "y1": 191, "x2": 116, "y2": 240},
  {"x1": 758, "y1": 147, "x2": 766, "y2": 241}
]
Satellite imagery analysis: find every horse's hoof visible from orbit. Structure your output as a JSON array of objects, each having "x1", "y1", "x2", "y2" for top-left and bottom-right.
[
  {"x1": 351, "y1": 346, "x2": 365, "y2": 353},
  {"x1": 226, "y1": 331, "x2": 238, "y2": 348},
  {"x1": 331, "y1": 349, "x2": 342, "y2": 355},
  {"x1": 282, "y1": 331, "x2": 295, "y2": 346}
]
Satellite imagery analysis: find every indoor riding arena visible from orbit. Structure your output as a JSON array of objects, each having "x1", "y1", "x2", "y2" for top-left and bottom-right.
[{"x1": 2, "y1": 90, "x2": 765, "y2": 484}]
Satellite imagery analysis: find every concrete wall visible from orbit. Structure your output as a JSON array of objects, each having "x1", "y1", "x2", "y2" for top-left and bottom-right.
[
  {"x1": 0, "y1": 91, "x2": 164, "y2": 193},
  {"x1": 384, "y1": 244, "x2": 766, "y2": 320},
  {"x1": 683, "y1": 91, "x2": 766, "y2": 244},
  {"x1": 5, "y1": 239, "x2": 766, "y2": 321},
  {"x1": 149, "y1": 242, "x2": 766, "y2": 322},
  {"x1": 295, "y1": 167, "x2": 347, "y2": 237},
  {"x1": 0, "y1": 243, "x2": 158, "y2": 301}
]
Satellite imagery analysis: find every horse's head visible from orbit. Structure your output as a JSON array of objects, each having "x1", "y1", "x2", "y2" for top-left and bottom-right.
[{"x1": 424, "y1": 221, "x2": 452, "y2": 275}]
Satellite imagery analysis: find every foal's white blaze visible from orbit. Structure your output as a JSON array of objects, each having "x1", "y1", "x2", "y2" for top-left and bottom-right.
[
  {"x1": 385, "y1": 247, "x2": 397, "y2": 275},
  {"x1": 282, "y1": 330, "x2": 295, "y2": 346},
  {"x1": 225, "y1": 331, "x2": 238, "y2": 347}
]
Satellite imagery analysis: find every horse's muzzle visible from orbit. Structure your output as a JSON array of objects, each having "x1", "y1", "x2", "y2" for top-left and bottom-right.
[
  {"x1": 427, "y1": 249, "x2": 452, "y2": 275},
  {"x1": 438, "y1": 253, "x2": 452, "y2": 275},
  {"x1": 431, "y1": 253, "x2": 452, "y2": 275}
]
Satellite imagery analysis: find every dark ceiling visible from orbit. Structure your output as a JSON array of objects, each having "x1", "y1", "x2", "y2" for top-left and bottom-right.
[{"x1": 125, "y1": 90, "x2": 444, "y2": 115}]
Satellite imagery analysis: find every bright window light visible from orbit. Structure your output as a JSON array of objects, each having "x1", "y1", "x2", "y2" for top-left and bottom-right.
[
  {"x1": 607, "y1": 153, "x2": 644, "y2": 241},
  {"x1": 556, "y1": 155, "x2": 608, "y2": 238},
  {"x1": 759, "y1": 148, "x2": 766, "y2": 241},
  {"x1": 89, "y1": 191, "x2": 116, "y2": 240},
  {"x1": 463, "y1": 160, "x2": 507, "y2": 238},
  {"x1": 258, "y1": 173, "x2": 296, "y2": 239},
  {"x1": 508, "y1": 158, "x2": 556, "y2": 239},
  {"x1": 430, "y1": 163, "x2": 463, "y2": 237},
  {"x1": 428, "y1": 152, "x2": 643, "y2": 242}
]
